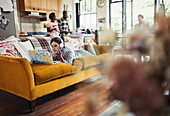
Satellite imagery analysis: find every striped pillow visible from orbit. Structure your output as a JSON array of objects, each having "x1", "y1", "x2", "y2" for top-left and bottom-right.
[{"x1": 18, "y1": 37, "x2": 52, "y2": 53}]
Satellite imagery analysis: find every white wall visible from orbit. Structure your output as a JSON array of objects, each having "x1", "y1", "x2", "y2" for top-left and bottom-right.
[
  {"x1": 62, "y1": 0, "x2": 75, "y2": 31},
  {"x1": 96, "y1": 0, "x2": 109, "y2": 30},
  {"x1": 62, "y1": 0, "x2": 110, "y2": 31}
]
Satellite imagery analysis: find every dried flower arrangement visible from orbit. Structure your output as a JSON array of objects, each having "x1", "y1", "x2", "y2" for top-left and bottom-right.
[
  {"x1": 87, "y1": 13, "x2": 170, "y2": 116},
  {"x1": 106, "y1": 13, "x2": 170, "y2": 116}
]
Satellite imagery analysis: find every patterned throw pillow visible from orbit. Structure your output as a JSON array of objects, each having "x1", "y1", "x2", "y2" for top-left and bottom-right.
[
  {"x1": 18, "y1": 37, "x2": 52, "y2": 53},
  {"x1": 28, "y1": 49, "x2": 54, "y2": 64},
  {"x1": 65, "y1": 36, "x2": 84, "y2": 51},
  {"x1": 14, "y1": 42, "x2": 32, "y2": 62},
  {"x1": 0, "y1": 44, "x2": 20, "y2": 57},
  {"x1": 1, "y1": 36, "x2": 18, "y2": 42},
  {"x1": 0, "y1": 36, "x2": 21, "y2": 57},
  {"x1": 73, "y1": 37, "x2": 84, "y2": 50}
]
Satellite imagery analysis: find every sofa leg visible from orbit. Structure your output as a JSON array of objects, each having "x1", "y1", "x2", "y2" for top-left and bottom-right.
[{"x1": 29, "y1": 100, "x2": 36, "y2": 113}]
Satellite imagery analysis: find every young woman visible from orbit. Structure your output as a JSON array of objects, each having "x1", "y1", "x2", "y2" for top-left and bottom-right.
[
  {"x1": 50, "y1": 37, "x2": 95, "y2": 65},
  {"x1": 47, "y1": 12, "x2": 60, "y2": 37},
  {"x1": 50, "y1": 37, "x2": 74, "y2": 64}
]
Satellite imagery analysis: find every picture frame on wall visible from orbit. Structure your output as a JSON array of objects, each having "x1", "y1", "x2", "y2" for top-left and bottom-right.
[{"x1": 0, "y1": 16, "x2": 9, "y2": 30}]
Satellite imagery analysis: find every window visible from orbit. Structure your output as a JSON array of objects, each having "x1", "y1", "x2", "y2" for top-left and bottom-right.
[
  {"x1": 133, "y1": 0, "x2": 154, "y2": 29},
  {"x1": 80, "y1": 0, "x2": 97, "y2": 29},
  {"x1": 109, "y1": 0, "x2": 155, "y2": 33},
  {"x1": 110, "y1": 2, "x2": 122, "y2": 33},
  {"x1": 111, "y1": 0, "x2": 122, "y2": 3},
  {"x1": 164, "y1": 0, "x2": 170, "y2": 16}
]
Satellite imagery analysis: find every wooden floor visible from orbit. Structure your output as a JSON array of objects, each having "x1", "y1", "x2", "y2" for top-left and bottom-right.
[{"x1": 0, "y1": 76, "x2": 115, "y2": 116}]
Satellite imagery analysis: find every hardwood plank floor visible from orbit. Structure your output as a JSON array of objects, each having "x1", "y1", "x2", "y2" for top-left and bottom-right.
[{"x1": 0, "y1": 76, "x2": 116, "y2": 116}]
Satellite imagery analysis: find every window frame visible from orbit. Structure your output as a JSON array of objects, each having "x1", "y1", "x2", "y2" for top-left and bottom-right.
[{"x1": 79, "y1": 0, "x2": 97, "y2": 29}]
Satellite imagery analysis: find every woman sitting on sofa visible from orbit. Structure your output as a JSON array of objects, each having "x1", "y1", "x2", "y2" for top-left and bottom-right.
[{"x1": 51, "y1": 37, "x2": 95, "y2": 65}]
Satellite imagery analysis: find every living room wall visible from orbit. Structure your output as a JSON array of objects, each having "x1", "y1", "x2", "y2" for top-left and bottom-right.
[
  {"x1": 96, "y1": 0, "x2": 109, "y2": 30},
  {"x1": 62, "y1": 0, "x2": 75, "y2": 31},
  {"x1": 0, "y1": 0, "x2": 19, "y2": 38}
]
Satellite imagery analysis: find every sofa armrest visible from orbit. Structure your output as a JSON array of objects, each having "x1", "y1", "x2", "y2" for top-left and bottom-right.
[
  {"x1": 0, "y1": 55, "x2": 35, "y2": 100},
  {"x1": 84, "y1": 45, "x2": 114, "y2": 55},
  {"x1": 93, "y1": 45, "x2": 114, "y2": 55}
]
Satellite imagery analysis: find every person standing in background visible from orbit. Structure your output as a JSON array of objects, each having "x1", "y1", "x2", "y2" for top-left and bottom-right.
[
  {"x1": 47, "y1": 12, "x2": 60, "y2": 37},
  {"x1": 134, "y1": 14, "x2": 150, "y2": 31},
  {"x1": 57, "y1": 11, "x2": 72, "y2": 40}
]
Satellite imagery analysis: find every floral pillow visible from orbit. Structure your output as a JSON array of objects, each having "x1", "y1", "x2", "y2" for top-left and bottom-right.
[
  {"x1": 0, "y1": 37, "x2": 20, "y2": 57},
  {"x1": 65, "y1": 36, "x2": 84, "y2": 51},
  {"x1": 28, "y1": 49, "x2": 54, "y2": 64},
  {"x1": 0, "y1": 44, "x2": 20, "y2": 57}
]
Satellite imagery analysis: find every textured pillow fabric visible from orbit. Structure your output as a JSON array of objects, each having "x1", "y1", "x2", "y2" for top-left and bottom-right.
[
  {"x1": 74, "y1": 49, "x2": 94, "y2": 59},
  {"x1": 73, "y1": 37, "x2": 84, "y2": 50},
  {"x1": 5, "y1": 36, "x2": 18, "y2": 42},
  {"x1": 18, "y1": 37, "x2": 52, "y2": 53},
  {"x1": 20, "y1": 41, "x2": 34, "y2": 50},
  {"x1": 0, "y1": 44, "x2": 20, "y2": 57},
  {"x1": 65, "y1": 36, "x2": 84, "y2": 51},
  {"x1": 0, "y1": 36, "x2": 20, "y2": 57},
  {"x1": 28, "y1": 49, "x2": 54, "y2": 64},
  {"x1": 14, "y1": 42, "x2": 32, "y2": 62},
  {"x1": 87, "y1": 45, "x2": 97, "y2": 56},
  {"x1": 65, "y1": 40, "x2": 75, "y2": 59}
]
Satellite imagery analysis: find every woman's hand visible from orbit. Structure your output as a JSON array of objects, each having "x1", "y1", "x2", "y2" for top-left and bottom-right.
[
  {"x1": 56, "y1": 50, "x2": 62, "y2": 58},
  {"x1": 56, "y1": 50, "x2": 65, "y2": 63}
]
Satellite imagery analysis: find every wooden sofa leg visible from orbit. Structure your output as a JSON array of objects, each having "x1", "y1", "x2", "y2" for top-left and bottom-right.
[{"x1": 29, "y1": 100, "x2": 36, "y2": 113}]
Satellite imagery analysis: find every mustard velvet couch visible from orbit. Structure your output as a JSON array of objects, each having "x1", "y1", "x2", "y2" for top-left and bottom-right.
[{"x1": 0, "y1": 44, "x2": 113, "y2": 112}]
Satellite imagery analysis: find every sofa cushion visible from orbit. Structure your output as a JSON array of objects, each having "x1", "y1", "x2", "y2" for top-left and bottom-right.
[
  {"x1": 71, "y1": 58, "x2": 83, "y2": 73},
  {"x1": 76, "y1": 53, "x2": 110, "y2": 69},
  {"x1": 31, "y1": 60, "x2": 83, "y2": 85},
  {"x1": 31, "y1": 63, "x2": 73, "y2": 85}
]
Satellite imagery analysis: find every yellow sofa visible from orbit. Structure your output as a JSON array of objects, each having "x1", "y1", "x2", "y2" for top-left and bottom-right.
[{"x1": 0, "y1": 45, "x2": 113, "y2": 112}]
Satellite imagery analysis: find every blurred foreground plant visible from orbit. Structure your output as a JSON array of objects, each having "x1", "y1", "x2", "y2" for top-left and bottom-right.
[
  {"x1": 106, "y1": 13, "x2": 170, "y2": 116},
  {"x1": 98, "y1": 13, "x2": 170, "y2": 116},
  {"x1": 107, "y1": 57, "x2": 165, "y2": 116}
]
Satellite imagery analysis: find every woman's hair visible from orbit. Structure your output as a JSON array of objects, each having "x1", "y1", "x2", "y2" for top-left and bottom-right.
[
  {"x1": 49, "y1": 12, "x2": 55, "y2": 20},
  {"x1": 50, "y1": 37, "x2": 62, "y2": 45}
]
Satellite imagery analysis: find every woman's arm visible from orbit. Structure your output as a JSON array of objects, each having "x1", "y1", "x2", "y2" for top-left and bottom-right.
[
  {"x1": 52, "y1": 48, "x2": 74, "y2": 65},
  {"x1": 47, "y1": 27, "x2": 56, "y2": 32},
  {"x1": 57, "y1": 50, "x2": 65, "y2": 63},
  {"x1": 63, "y1": 51, "x2": 74, "y2": 65},
  {"x1": 58, "y1": 50, "x2": 73, "y2": 65}
]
